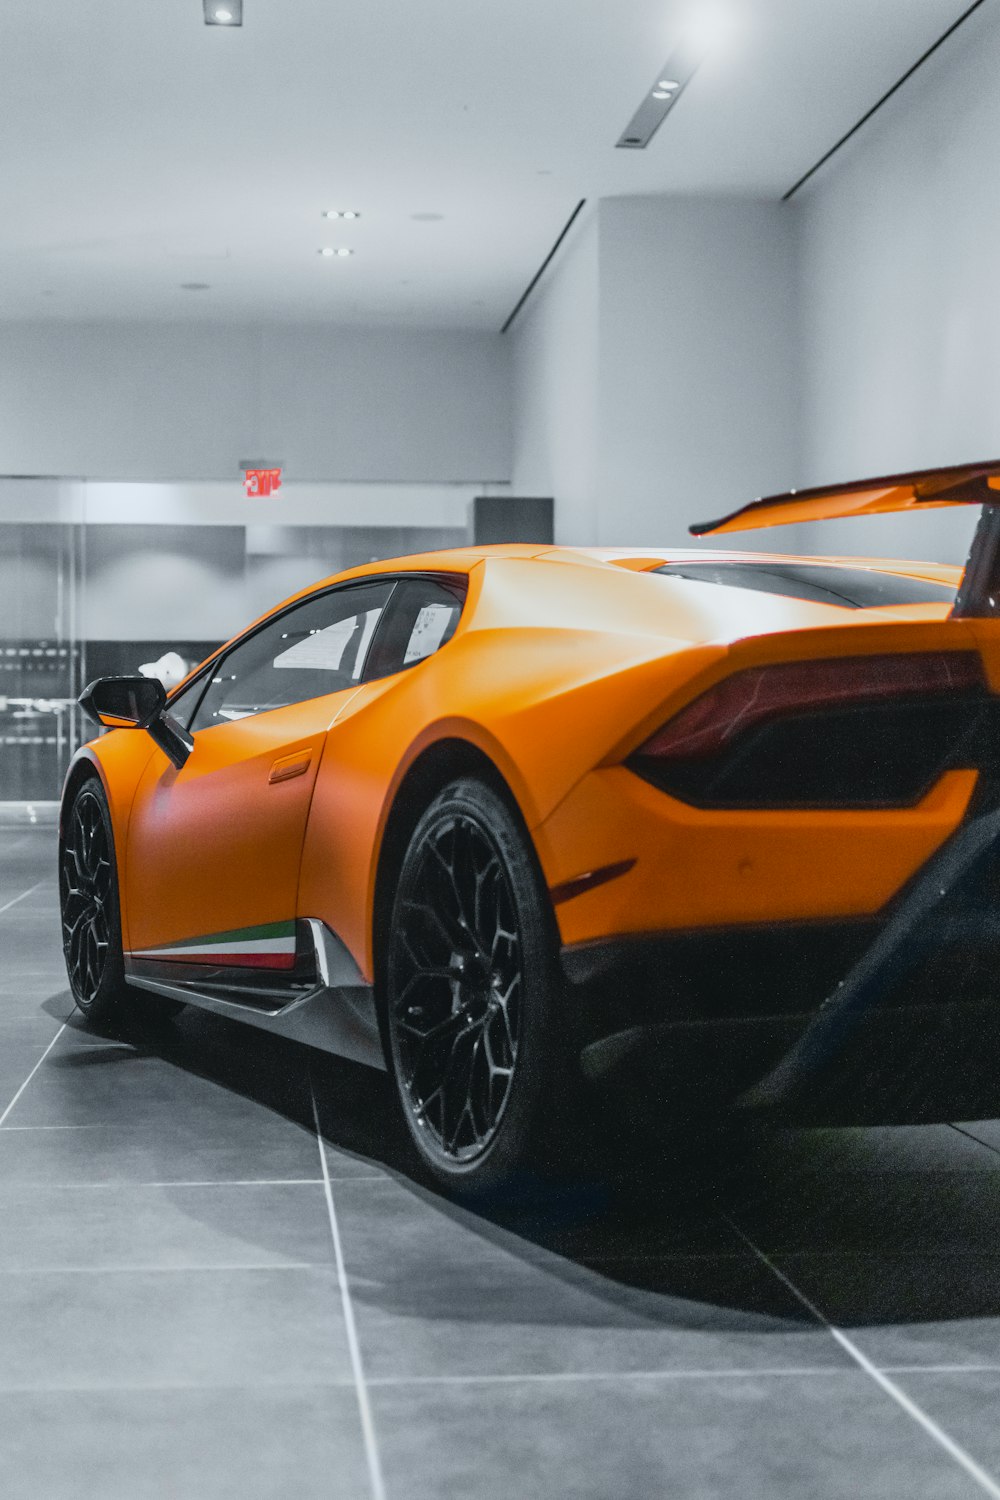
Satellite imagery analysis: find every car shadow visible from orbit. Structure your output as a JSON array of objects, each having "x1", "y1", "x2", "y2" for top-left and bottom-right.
[{"x1": 44, "y1": 992, "x2": 1000, "y2": 1337}]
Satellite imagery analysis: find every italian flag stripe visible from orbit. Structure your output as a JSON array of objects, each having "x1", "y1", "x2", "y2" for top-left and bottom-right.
[{"x1": 130, "y1": 920, "x2": 297, "y2": 969}]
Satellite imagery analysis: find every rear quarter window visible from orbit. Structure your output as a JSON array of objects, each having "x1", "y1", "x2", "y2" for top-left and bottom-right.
[{"x1": 653, "y1": 562, "x2": 957, "y2": 608}]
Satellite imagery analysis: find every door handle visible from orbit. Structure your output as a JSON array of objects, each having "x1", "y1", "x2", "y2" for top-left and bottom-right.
[{"x1": 269, "y1": 751, "x2": 313, "y2": 785}]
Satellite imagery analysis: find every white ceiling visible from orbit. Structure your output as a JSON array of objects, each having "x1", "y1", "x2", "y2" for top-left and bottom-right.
[{"x1": 0, "y1": 0, "x2": 971, "y2": 329}]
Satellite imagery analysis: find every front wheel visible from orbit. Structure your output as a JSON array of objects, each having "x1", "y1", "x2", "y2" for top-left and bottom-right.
[
  {"x1": 60, "y1": 778, "x2": 131, "y2": 1031},
  {"x1": 385, "y1": 777, "x2": 572, "y2": 1196}
]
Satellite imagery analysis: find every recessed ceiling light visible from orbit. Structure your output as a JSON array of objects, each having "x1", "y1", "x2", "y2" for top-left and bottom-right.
[
  {"x1": 322, "y1": 209, "x2": 361, "y2": 220},
  {"x1": 203, "y1": 0, "x2": 242, "y2": 25},
  {"x1": 319, "y1": 247, "x2": 353, "y2": 257},
  {"x1": 617, "y1": 40, "x2": 705, "y2": 149}
]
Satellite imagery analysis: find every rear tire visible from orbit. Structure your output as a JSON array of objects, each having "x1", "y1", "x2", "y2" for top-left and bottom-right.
[{"x1": 384, "y1": 777, "x2": 574, "y2": 1197}]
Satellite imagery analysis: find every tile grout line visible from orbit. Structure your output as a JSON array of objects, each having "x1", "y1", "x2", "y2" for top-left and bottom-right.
[
  {"x1": 365, "y1": 1366, "x2": 850, "y2": 1388},
  {"x1": 949, "y1": 1122, "x2": 1000, "y2": 1162},
  {"x1": 0, "y1": 879, "x2": 49, "y2": 920},
  {"x1": 723, "y1": 1214, "x2": 1000, "y2": 1499},
  {"x1": 0, "y1": 1023, "x2": 68, "y2": 1129},
  {"x1": 311, "y1": 1075, "x2": 387, "y2": 1500}
]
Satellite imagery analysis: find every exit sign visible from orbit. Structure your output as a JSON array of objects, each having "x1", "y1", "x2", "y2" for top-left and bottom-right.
[{"x1": 244, "y1": 467, "x2": 282, "y2": 498}]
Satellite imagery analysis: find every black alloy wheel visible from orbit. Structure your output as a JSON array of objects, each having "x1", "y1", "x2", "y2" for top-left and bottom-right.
[
  {"x1": 60, "y1": 780, "x2": 130, "y2": 1027},
  {"x1": 386, "y1": 777, "x2": 570, "y2": 1193}
]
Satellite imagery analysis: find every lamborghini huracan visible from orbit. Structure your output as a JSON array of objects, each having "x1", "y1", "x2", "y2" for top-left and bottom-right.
[{"x1": 60, "y1": 459, "x2": 1000, "y2": 1191}]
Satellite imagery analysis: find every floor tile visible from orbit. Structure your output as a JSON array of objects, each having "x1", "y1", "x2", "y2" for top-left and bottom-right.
[
  {"x1": 0, "y1": 1115, "x2": 322, "y2": 1185},
  {"x1": 954, "y1": 1120, "x2": 1000, "y2": 1156},
  {"x1": 330, "y1": 1177, "x2": 847, "y2": 1380},
  {"x1": 0, "y1": 1182, "x2": 333, "y2": 1271},
  {"x1": 371, "y1": 1370, "x2": 981, "y2": 1500},
  {"x1": 729, "y1": 1168, "x2": 1000, "y2": 1256},
  {"x1": 0, "y1": 1266, "x2": 354, "y2": 1390},
  {"x1": 773, "y1": 1251, "x2": 1000, "y2": 1370},
  {"x1": 0, "y1": 1386, "x2": 370, "y2": 1500},
  {"x1": 893, "y1": 1371, "x2": 1000, "y2": 1478}
]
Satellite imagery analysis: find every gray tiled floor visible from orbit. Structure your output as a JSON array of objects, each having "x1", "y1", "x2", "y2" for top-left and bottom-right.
[{"x1": 3, "y1": 827, "x2": 1000, "y2": 1498}]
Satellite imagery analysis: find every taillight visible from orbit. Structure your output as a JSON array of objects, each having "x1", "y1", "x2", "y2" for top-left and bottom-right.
[{"x1": 637, "y1": 652, "x2": 986, "y2": 763}]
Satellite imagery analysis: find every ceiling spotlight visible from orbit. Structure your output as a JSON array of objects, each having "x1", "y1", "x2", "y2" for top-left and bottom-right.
[
  {"x1": 319, "y1": 247, "x2": 353, "y2": 257},
  {"x1": 203, "y1": 1, "x2": 243, "y2": 26},
  {"x1": 617, "y1": 41, "x2": 705, "y2": 149},
  {"x1": 322, "y1": 210, "x2": 361, "y2": 220}
]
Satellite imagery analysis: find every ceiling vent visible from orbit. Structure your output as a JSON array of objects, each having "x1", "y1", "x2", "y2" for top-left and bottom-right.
[{"x1": 616, "y1": 37, "x2": 703, "y2": 149}]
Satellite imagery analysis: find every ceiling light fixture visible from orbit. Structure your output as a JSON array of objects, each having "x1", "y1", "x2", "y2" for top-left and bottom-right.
[
  {"x1": 616, "y1": 35, "x2": 710, "y2": 149},
  {"x1": 322, "y1": 210, "x2": 361, "y2": 220},
  {"x1": 203, "y1": 0, "x2": 243, "y2": 26},
  {"x1": 319, "y1": 247, "x2": 353, "y2": 257}
]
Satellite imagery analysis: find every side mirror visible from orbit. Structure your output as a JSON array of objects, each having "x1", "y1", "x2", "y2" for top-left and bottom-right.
[{"x1": 79, "y1": 676, "x2": 193, "y2": 770}]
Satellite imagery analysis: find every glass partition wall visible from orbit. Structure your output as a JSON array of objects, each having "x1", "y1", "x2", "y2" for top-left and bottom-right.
[
  {"x1": 0, "y1": 518, "x2": 83, "y2": 803},
  {"x1": 0, "y1": 479, "x2": 470, "y2": 804}
]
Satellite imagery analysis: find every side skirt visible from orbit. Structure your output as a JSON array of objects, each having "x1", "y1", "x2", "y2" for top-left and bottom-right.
[{"x1": 124, "y1": 918, "x2": 385, "y2": 1071}]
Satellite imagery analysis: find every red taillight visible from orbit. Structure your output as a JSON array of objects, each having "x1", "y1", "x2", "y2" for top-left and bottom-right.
[{"x1": 637, "y1": 652, "x2": 986, "y2": 762}]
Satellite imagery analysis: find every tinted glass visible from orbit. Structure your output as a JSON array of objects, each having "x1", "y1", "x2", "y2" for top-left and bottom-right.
[
  {"x1": 166, "y1": 668, "x2": 212, "y2": 729},
  {"x1": 363, "y1": 577, "x2": 466, "y2": 681},
  {"x1": 190, "y1": 581, "x2": 394, "y2": 731},
  {"x1": 653, "y1": 562, "x2": 956, "y2": 609}
]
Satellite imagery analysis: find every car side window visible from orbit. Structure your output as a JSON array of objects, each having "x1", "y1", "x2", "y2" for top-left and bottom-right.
[
  {"x1": 190, "y1": 581, "x2": 395, "y2": 732},
  {"x1": 165, "y1": 668, "x2": 213, "y2": 730},
  {"x1": 363, "y1": 577, "x2": 467, "y2": 681}
]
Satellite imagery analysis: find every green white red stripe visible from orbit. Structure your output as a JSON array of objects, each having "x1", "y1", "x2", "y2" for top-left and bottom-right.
[{"x1": 130, "y1": 920, "x2": 296, "y2": 971}]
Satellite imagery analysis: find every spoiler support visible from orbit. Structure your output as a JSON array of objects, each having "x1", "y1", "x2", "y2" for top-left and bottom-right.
[{"x1": 951, "y1": 504, "x2": 1000, "y2": 619}]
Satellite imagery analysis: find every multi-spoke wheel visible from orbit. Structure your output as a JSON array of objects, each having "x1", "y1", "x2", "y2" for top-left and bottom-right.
[
  {"x1": 60, "y1": 780, "x2": 130, "y2": 1027},
  {"x1": 386, "y1": 777, "x2": 569, "y2": 1194}
]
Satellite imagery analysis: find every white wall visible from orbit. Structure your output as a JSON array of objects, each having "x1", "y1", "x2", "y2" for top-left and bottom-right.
[
  {"x1": 597, "y1": 197, "x2": 798, "y2": 547},
  {"x1": 793, "y1": 0, "x2": 1000, "y2": 564},
  {"x1": 0, "y1": 323, "x2": 511, "y2": 484},
  {"x1": 510, "y1": 197, "x2": 799, "y2": 548},
  {"x1": 510, "y1": 213, "x2": 600, "y2": 544}
]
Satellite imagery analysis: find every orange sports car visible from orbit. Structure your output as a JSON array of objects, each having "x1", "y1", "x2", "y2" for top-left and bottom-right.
[{"x1": 60, "y1": 459, "x2": 1000, "y2": 1192}]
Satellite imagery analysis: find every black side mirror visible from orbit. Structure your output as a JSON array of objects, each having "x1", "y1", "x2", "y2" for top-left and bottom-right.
[{"x1": 79, "y1": 676, "x2": 193, "y2": 770}]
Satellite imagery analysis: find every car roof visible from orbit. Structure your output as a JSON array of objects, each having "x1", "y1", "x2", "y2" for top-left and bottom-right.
[{"x1": 238, "y1": 542, "x2": 963, "y2": 639}]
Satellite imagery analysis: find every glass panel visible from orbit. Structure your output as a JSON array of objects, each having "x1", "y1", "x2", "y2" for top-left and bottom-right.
[
  {"x1": 0, "y1": 520, "x2": 82, "y2": 803},
  {"x1": 191, "y1": 581, "x2": 395, "y2": 730}
]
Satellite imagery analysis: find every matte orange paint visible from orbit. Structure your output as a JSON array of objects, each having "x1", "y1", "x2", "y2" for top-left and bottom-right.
[{"x1": 69, "y1": 544, "x2": 992, "y2": 985}]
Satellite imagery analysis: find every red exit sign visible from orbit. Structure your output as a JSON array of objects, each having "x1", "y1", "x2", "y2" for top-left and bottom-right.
[{"x1": 243, "y1": 467, "x2": 282, "y2": 498}]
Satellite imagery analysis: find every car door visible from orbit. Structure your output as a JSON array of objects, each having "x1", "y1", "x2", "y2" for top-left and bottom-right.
[{"x1": 123, "y1": 579, "x2": 395, "y2": 968}]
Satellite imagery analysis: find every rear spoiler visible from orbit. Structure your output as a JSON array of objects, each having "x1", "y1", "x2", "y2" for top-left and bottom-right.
[{"x1": 689, "y1": 459, "x2": 1000, "y2": 620}]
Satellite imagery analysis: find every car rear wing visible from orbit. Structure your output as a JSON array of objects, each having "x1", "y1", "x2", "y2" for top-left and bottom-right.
[{"x1": 689, "y1": 459, "x2": 1000, "y2": 620}]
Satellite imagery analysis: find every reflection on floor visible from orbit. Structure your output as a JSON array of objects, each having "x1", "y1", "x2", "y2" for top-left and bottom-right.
[{"x1": 2, "y1": 826, "x2": 1000, "y2": 1498}]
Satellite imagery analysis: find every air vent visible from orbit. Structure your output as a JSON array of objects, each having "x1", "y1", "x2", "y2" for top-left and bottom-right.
[{"x1": 616, "y1": 37, "x2": 703, "y2": 149}]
